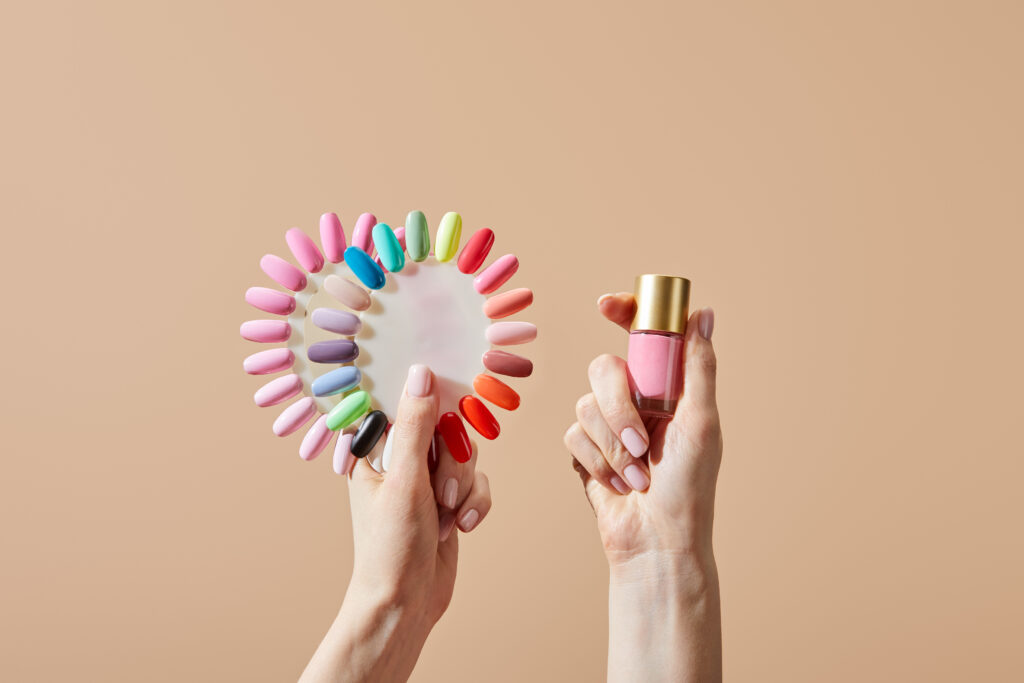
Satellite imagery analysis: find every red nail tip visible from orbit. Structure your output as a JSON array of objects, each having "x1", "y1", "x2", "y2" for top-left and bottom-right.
[
  {"x1": 459, "y1": 395, "x2": 500, "y2": 440},
  {"x1": 457, "y1": 228, "x2": 495, "y2": 274},
  {"x1": 438, "y1": 412, "x2": 472, "y2": 463}
]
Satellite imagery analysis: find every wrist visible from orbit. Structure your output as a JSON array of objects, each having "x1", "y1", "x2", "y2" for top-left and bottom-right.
[{"x1": 608, "y1": 548, "x2": 718, "y2": 602}]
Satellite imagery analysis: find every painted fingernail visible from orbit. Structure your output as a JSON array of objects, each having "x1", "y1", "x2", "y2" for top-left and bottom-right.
[
  {"x1": 699, "y1": 307, "x2": 715, "y2": 340},
  {"x1": 459, "y1": 508, "x2": 480, "y2": 532},
  {"x1": 439, "y1": 511, "x2": 456, "y2": 542},
  {"x1": 620, "y1": 427, "x2": 648, "y2": 458},
  {"x1": 609, "y1": 475, "x2": 630, "y2": 495},
  {"x1": 407, "y1": 364, "x2": 431, "y2": 397},
  {"x1": 443, "y1": 478, "x2": 458, "y2": 509},
  {"x1": 623, "y1": 464, "x2": 650, "y2": 492}
]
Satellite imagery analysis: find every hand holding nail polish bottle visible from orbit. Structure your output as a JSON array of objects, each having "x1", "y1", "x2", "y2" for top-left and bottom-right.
[{"x1": 626, "y1": 274, "x2": 691, "y2": 418}]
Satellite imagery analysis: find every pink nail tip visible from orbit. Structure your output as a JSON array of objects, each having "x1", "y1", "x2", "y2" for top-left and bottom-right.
[
  {"x1": 485, "y1": 321, "x2": 537, "y2": 345},
  {"x1": 272, "y1": 397, "x2": 317, "y2": 437},
  {"x1": 254, "y1": 373, "x2": 302, "y2": 407},
  {"x1": 243, "y1": 348, "x2": 294, "y2": 375},
  {"x1": 240, "y1": 319, "x2": 291, "y2": 343},
  {"x1": 474, "y1": 254, "x2": 519, "y2": 294},
  {"x1": 352, "y1": 212, "x2": 376, "y2": 253},
  {"x1": 319, "y1": 213, "x2": 346, "y2": 263},
  {"x1": 285, "y1": 228, "x2": 325, "y2": 273},
  {"x1": 333, "y1": 434, "x2": 355, "y2": 474},
  {"x1": 299, "y1": 414, "x2": 334, "y2": 461},
  {"x1": 260, "y1": 254, "x2": 306, "y2": 292},
  {"x1": 245, "y1": 286, "x2": 296, "y2": 315}
]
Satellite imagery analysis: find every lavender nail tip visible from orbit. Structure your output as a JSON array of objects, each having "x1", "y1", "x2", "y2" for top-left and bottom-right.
[{"x1": 307, "y1": 339, "x2": 359, "y2": 363}]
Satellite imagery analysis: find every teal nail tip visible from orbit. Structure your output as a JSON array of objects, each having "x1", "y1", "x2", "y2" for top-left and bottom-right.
[{"x1": 372, "y1": 223, "x2": 405, "y2": 273}]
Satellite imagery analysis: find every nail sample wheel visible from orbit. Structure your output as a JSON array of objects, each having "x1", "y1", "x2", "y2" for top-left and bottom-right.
[{"x1": 239, "y1": 211, "x2": 537, "y2": 471}]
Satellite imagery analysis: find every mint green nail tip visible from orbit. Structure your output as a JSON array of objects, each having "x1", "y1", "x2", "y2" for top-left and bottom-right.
[
  {"x1": 406, "y1": 210, "x2": 429, "y2": 262},
  {"x1": 435, "y1": 211, "x2": 462, "y2": 262},
  {"x1": 372, "y1": 223, "x2": 405, "y2": 273},
  {"x1": 326, "y1": 390, "x2": 371, "y2": 431}
]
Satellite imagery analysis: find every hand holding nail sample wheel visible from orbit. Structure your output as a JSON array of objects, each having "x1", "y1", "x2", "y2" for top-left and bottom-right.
[
  {"x1": 299, "y1": 362, "x2": 493, "y2": 680},
  {"x1": 239, "y1": 210, "x2": 536, "y2": 470}
]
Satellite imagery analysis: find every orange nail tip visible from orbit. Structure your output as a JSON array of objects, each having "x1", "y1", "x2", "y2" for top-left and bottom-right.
[{"x1": 472, "y1": 374, "x2": 520, "y2": 411}]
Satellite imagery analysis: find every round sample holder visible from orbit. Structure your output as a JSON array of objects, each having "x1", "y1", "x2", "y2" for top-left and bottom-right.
[{"x1": 240, "y1": 210, "x2": 535, "y2": 472}]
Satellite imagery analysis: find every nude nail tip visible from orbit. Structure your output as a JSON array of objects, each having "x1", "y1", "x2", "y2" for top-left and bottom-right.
[{"x1": 485, "y1": 321, "x2": 537, "y2": 345}]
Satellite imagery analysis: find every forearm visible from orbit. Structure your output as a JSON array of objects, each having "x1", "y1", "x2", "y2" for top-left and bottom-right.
[
  {"x1": 607, "y1": 551, "x2": 722, "y2": 683},
  {"x1": 299, "y1": 588, "x2": 431, "y2": 683}
]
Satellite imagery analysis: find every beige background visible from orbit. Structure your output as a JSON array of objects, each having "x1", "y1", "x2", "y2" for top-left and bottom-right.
[{"x1": 2, "y1": 1, "x2": 1022, "y2": 681}]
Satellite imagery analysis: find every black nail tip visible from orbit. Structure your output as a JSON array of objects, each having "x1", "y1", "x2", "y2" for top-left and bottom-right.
[{"x1": 351, "y1": 410, "x2": 388, "y2": 458}]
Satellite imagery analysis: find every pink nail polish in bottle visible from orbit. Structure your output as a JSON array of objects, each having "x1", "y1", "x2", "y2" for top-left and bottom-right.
[{"x1": 626, "y1": 274, "x2": 691, "y2": 418}]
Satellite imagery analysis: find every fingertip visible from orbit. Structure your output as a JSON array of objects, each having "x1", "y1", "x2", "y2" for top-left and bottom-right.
[
  {"x1": 457, "y1": 508, "x2": 481, "y2": 532},
  {"x1": 439, "y1": 510, "x2": 457, "y2": 542},
  {"x1": 698, "y1": 307, "x2": 715, "y2": 341},
  {"x1": 406, "y1": 363, "x2": 433, "y2": 398}
]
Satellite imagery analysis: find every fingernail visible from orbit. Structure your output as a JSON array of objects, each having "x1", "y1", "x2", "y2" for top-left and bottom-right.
[
  {"x1": 443, "y1": 478, "x2": 458, "y2": 509},
  {"x1": 620, "y1": 427, "x2": 648, "y2": 458},
  {"x1": 407, "y1": 364, "x2": 431, "y2": 397},
  {"x1": 699, "y1": 307, "x2": 715, "y2": 340},
  {"x1": 458, "y1": 508, "x2": 480, "y2": 532},
  {"x1": 623, "y1": 464, "x2": 650, "y2": 491},
  {"x1": 439, "y1": 511, "x2": 456, "y2": 542},
  {"x1": 609, "y1": 475, "x2": 631, "y2": 495}
]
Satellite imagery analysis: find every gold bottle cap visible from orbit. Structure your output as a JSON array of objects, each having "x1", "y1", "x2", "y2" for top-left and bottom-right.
[{"x1": 630, "y1": 274, "x2": 691, "y2": 335}]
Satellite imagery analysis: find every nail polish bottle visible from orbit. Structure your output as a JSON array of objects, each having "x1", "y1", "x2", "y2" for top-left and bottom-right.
[{"x1": 627, "y1": 274, "x2": 691, "y2": 418}]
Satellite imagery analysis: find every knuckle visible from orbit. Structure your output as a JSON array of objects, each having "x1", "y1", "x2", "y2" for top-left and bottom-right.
[
  {"x1": 588, "y1": 353, "x2": 622, "y2": 379},
  {"x1": 396, "y1": 399, "x2": 432, "y2": 431},
  {"x1": 687, "y1": 412, "x2": 722, "y2": 448},
  {"x1": 575, "y1": 393, "x2": 598, "y2": 422}
]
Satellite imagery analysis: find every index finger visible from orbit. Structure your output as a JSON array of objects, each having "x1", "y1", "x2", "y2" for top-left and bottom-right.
[
  {"x1": 587, "y1": 354, "x2": 649, "y2": 458},
  {"x1": 597, "y1": 292, "x2": 636, "y2": 331}
]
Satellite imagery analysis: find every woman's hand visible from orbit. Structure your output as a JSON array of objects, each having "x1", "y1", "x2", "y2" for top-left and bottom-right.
[
  {"x1": 564, "y1": 294, "x2": 723, "y2": 683},
  {"x1": 301, "y1": 364, "x2": 491, "y2": 683}
]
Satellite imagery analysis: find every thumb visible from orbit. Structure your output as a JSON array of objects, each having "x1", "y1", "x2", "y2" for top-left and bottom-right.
[
  {"x1": 674, "y1": 307, "x2": 719, "y2": 424},
  {"x1": 386, "y1": 364, "x2": 438, "y2": 481}
]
